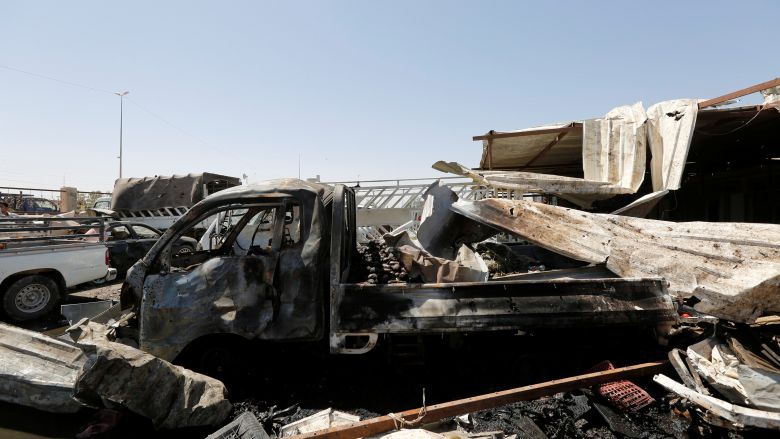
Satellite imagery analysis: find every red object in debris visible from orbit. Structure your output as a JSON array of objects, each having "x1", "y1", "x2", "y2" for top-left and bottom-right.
[
  {"x1": 75, "y1": 409, "x2": 123, "y2": 438},
  {"x1": 680, "y1": 312, "x2": 691, "y2": 318},
  {"x1": 587, "y1": 361, "x2": 655, "y2": 412}
]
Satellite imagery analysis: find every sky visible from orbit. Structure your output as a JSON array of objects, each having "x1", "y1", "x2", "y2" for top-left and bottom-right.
[{"x1": 1, "y1": 1, "x2": 778, "y2": 193}]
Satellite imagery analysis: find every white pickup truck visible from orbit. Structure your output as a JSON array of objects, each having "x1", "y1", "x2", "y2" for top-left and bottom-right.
[{"x1": 0, "y1": 217, "x2": 117, "y2": 321}]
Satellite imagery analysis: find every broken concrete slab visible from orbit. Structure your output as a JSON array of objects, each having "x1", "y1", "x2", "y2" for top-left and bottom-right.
[
  {"x1": 452, "y1": 198, "x2": 780, "y2": 323},
  {"x1": 0, "y1": 322, "x2": 87, "y2": 413}
]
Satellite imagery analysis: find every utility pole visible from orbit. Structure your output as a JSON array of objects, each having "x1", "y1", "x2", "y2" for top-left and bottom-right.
[{"x1": 114, "y1": 91, "x2": 129, "y2": 179}]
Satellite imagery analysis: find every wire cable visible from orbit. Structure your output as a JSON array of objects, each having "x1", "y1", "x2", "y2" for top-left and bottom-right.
[
  {"x1": 694, "y1": 104, "x2": 767, "y2": 136},
  {"x1": 125, "y1": 97, "x2": 217, "y2": 149},
  {"x1": 0, "y1": 65, "x2": 114, "y2": 95},
  {"x1": 0, "y1": 64, "x2": 219, "y2": 149}
]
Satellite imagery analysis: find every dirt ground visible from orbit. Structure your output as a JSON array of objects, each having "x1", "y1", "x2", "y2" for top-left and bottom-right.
[
  {"x1": 68, "y1": 280, "x2": 122, "y2": 302},
  {"x1": 13, "y1": 281, "x2": 122, "y2": 333}
]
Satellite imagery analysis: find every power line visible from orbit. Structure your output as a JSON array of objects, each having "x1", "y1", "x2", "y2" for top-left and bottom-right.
[
  {"x1": 0, "y1": 64, "x2": 114, "y2": 95},
  {"x1": 0, "y1": 64, "x2": 219, "y2": 148},
  {"x1": 125, "y1": 97, "x2": 217, "y2": 149}
]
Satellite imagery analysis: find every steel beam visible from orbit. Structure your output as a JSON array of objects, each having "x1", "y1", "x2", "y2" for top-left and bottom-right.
[{"x1": 287, "y1": 361, "x2": 668, "y2": 439}]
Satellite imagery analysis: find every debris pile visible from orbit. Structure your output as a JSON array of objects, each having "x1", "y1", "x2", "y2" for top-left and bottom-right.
[
  {"x1": 657, "y1": 319, "x2": 780, "y2": 431},
  {"x1": 354, "y1": 240, "x2": 411, "y2": 284},
  {"x1": 0, "y1": 319, "x2": 231, "y2": 430},
  {"x1": 468, "y1": 391, "x2": 687, "y2": 439},
  {"x1": 475, "y1": 242, "x2": 539, "y2": 277}
]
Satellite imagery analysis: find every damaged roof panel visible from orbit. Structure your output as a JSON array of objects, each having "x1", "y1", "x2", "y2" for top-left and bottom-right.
[
  {"x1": 476, "y1": 123, "x2": 585, "y2": 174},
  {"x1": 452, "y1": 198, "x2": 780, "y2": 323}
]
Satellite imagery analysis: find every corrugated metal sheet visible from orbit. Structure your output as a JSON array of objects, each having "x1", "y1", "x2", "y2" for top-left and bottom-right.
[{"x1": 478, "y1": 123, "x2": 585, "y2": 175}]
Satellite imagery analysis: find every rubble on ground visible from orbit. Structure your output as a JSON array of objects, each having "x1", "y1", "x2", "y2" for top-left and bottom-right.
[
  {"x1": 0, "y1": 319, "x2": 231, "y2": 430},
  {"x1": 475, "y1": 241, "x2": 539, "y2": 277},
  {"x1": 0, "y1": 322, "x2": 87, "y2": 413},
  {"x1": 657, "y1": 319, "x2": 780, "y2": 430},
  {"x1": 353, "y1": 240, "x2": 411, "y2": 284}
]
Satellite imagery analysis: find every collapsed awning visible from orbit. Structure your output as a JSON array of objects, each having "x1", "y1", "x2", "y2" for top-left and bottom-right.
[
  {"x1": 440, "y1": 100, "x2": 699, "y2": 208},
  {"x1": 439, "y1": 78, "x2": 780, "y2": 210}
]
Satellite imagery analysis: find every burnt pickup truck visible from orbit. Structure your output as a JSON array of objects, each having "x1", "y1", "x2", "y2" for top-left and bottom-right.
[{"x1": 121, "y1": 179, "x2": 677, "y2": 363}]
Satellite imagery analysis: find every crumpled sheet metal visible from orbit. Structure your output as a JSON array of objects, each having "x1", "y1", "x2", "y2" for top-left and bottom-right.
[
  {"x1": 0, "y1": 321, "x2": 230, "y2": 429},
  {"x1": 416, "y1": 181, "x2": 497, "y2": 260},
  {"x1": 655, "y1": 374, "x2": 780, "y2": 430},
  {"x1": 75, "y1": 335, "x2": 232, "y2": 429},
  {"x1": 687, "y1": 337, "x2": 780, "y2": 413},
  {"x1": 762, "y1": 86, "x2": 780, "y2": 110},
  {"x1": 452, "y1": 198, "x2": 780, "y2": 323},
  {"x1": 395, "y1": 244, "x2": 487, "y2": 283},
  {"x1": 646, "y1": 99, "x2": 698, "y2": 191},
  {"x1": 582, "y1": 101, "x2": 647, "y2": 192},
  {"x1": 112, "y1": 172, "x2": 240, "y2": 211},
  {"x1": 432, "y1": 161, "x2": 628, "y2": 208},
  {"x1": 0, "y1": 322, "x2": 87, "y2": 413}
]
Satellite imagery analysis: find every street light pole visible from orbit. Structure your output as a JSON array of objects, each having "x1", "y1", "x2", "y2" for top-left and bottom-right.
[{"x1": 114, "y1": 91, "x2": 129, "y2": 179}]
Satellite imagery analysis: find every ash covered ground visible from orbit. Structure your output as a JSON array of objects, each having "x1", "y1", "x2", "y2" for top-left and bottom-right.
[{"x1": 213, "y1": 329, "x2": 769, "y2": 439}]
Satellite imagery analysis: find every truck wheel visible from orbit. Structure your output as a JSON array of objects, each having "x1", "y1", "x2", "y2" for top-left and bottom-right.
[
  {"x1": 175, "y1": 245, "x2": 194, "y2": 255},
  {"x1": 2, "y1": 275, "x2": 60, "y2": 321}
]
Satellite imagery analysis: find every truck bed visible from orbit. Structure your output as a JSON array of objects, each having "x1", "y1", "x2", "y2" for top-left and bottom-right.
[{"x1": 333, "y1": 277, "x2": 677, "y2": 334}]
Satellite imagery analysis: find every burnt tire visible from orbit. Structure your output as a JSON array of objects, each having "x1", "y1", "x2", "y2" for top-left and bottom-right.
[
  {"x1": 174, "y1": 245, "x2": 194, "y2": 255},
  {"x1": 2, "y1": 275, "x2": 60, "y2": 321}
]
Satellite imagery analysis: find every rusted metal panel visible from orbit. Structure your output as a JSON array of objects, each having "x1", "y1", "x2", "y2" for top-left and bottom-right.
[{"x1": 698, "y1": 77, "x2": 780, "y2": 110}]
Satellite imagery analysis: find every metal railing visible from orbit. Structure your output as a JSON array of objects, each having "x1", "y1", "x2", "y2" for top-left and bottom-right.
[{"x1": 0, "y1": 216, "x2": 107, "y2": 244}]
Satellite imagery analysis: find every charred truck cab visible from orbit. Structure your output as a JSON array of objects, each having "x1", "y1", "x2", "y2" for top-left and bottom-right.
[
  {"x1": 122, "y1": 179, "x2": 332, "y2": 361},
  {"x1": 122, "y1": 179, "x2": 677, "y2": 363}
]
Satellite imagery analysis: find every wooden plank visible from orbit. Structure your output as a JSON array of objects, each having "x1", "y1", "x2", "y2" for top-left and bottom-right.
[
  {"x1": 287, "y1": 361, "x2": 667, "y2": 439},
  {"x1": 698, "y1": 77, "x2": 780, "y2": 110},
  {"x1": 472, "y1": 123, "x2": 581, "y2": 141},
  {"x1": 668, "y1": 348, "x2": 702, "y2": 392},
  {"x1": 520, "y1": 130, "x2": 570, "y2": 170}
]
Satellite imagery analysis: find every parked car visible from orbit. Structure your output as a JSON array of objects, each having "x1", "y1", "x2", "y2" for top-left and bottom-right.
[
  {"x1": 0, "y1": 194, "x2": 59, "y2": 214},
  {"x1": 110, "y1": 173, "x2": 241, "y2": 234},
  {"x1": 1, "y1": 217, "x2": 116, "y2": 321},
  {"x1": 92, "y1": 196, "x2": 112, "y2": 210},
  {"x1": 104, "y1": 221, "x2": 198, "y2": 277}
]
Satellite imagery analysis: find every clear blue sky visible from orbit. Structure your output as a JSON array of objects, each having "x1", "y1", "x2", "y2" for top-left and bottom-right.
[{"x1": 1, "y1": 1, "x2": 777, "y2": 192}]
